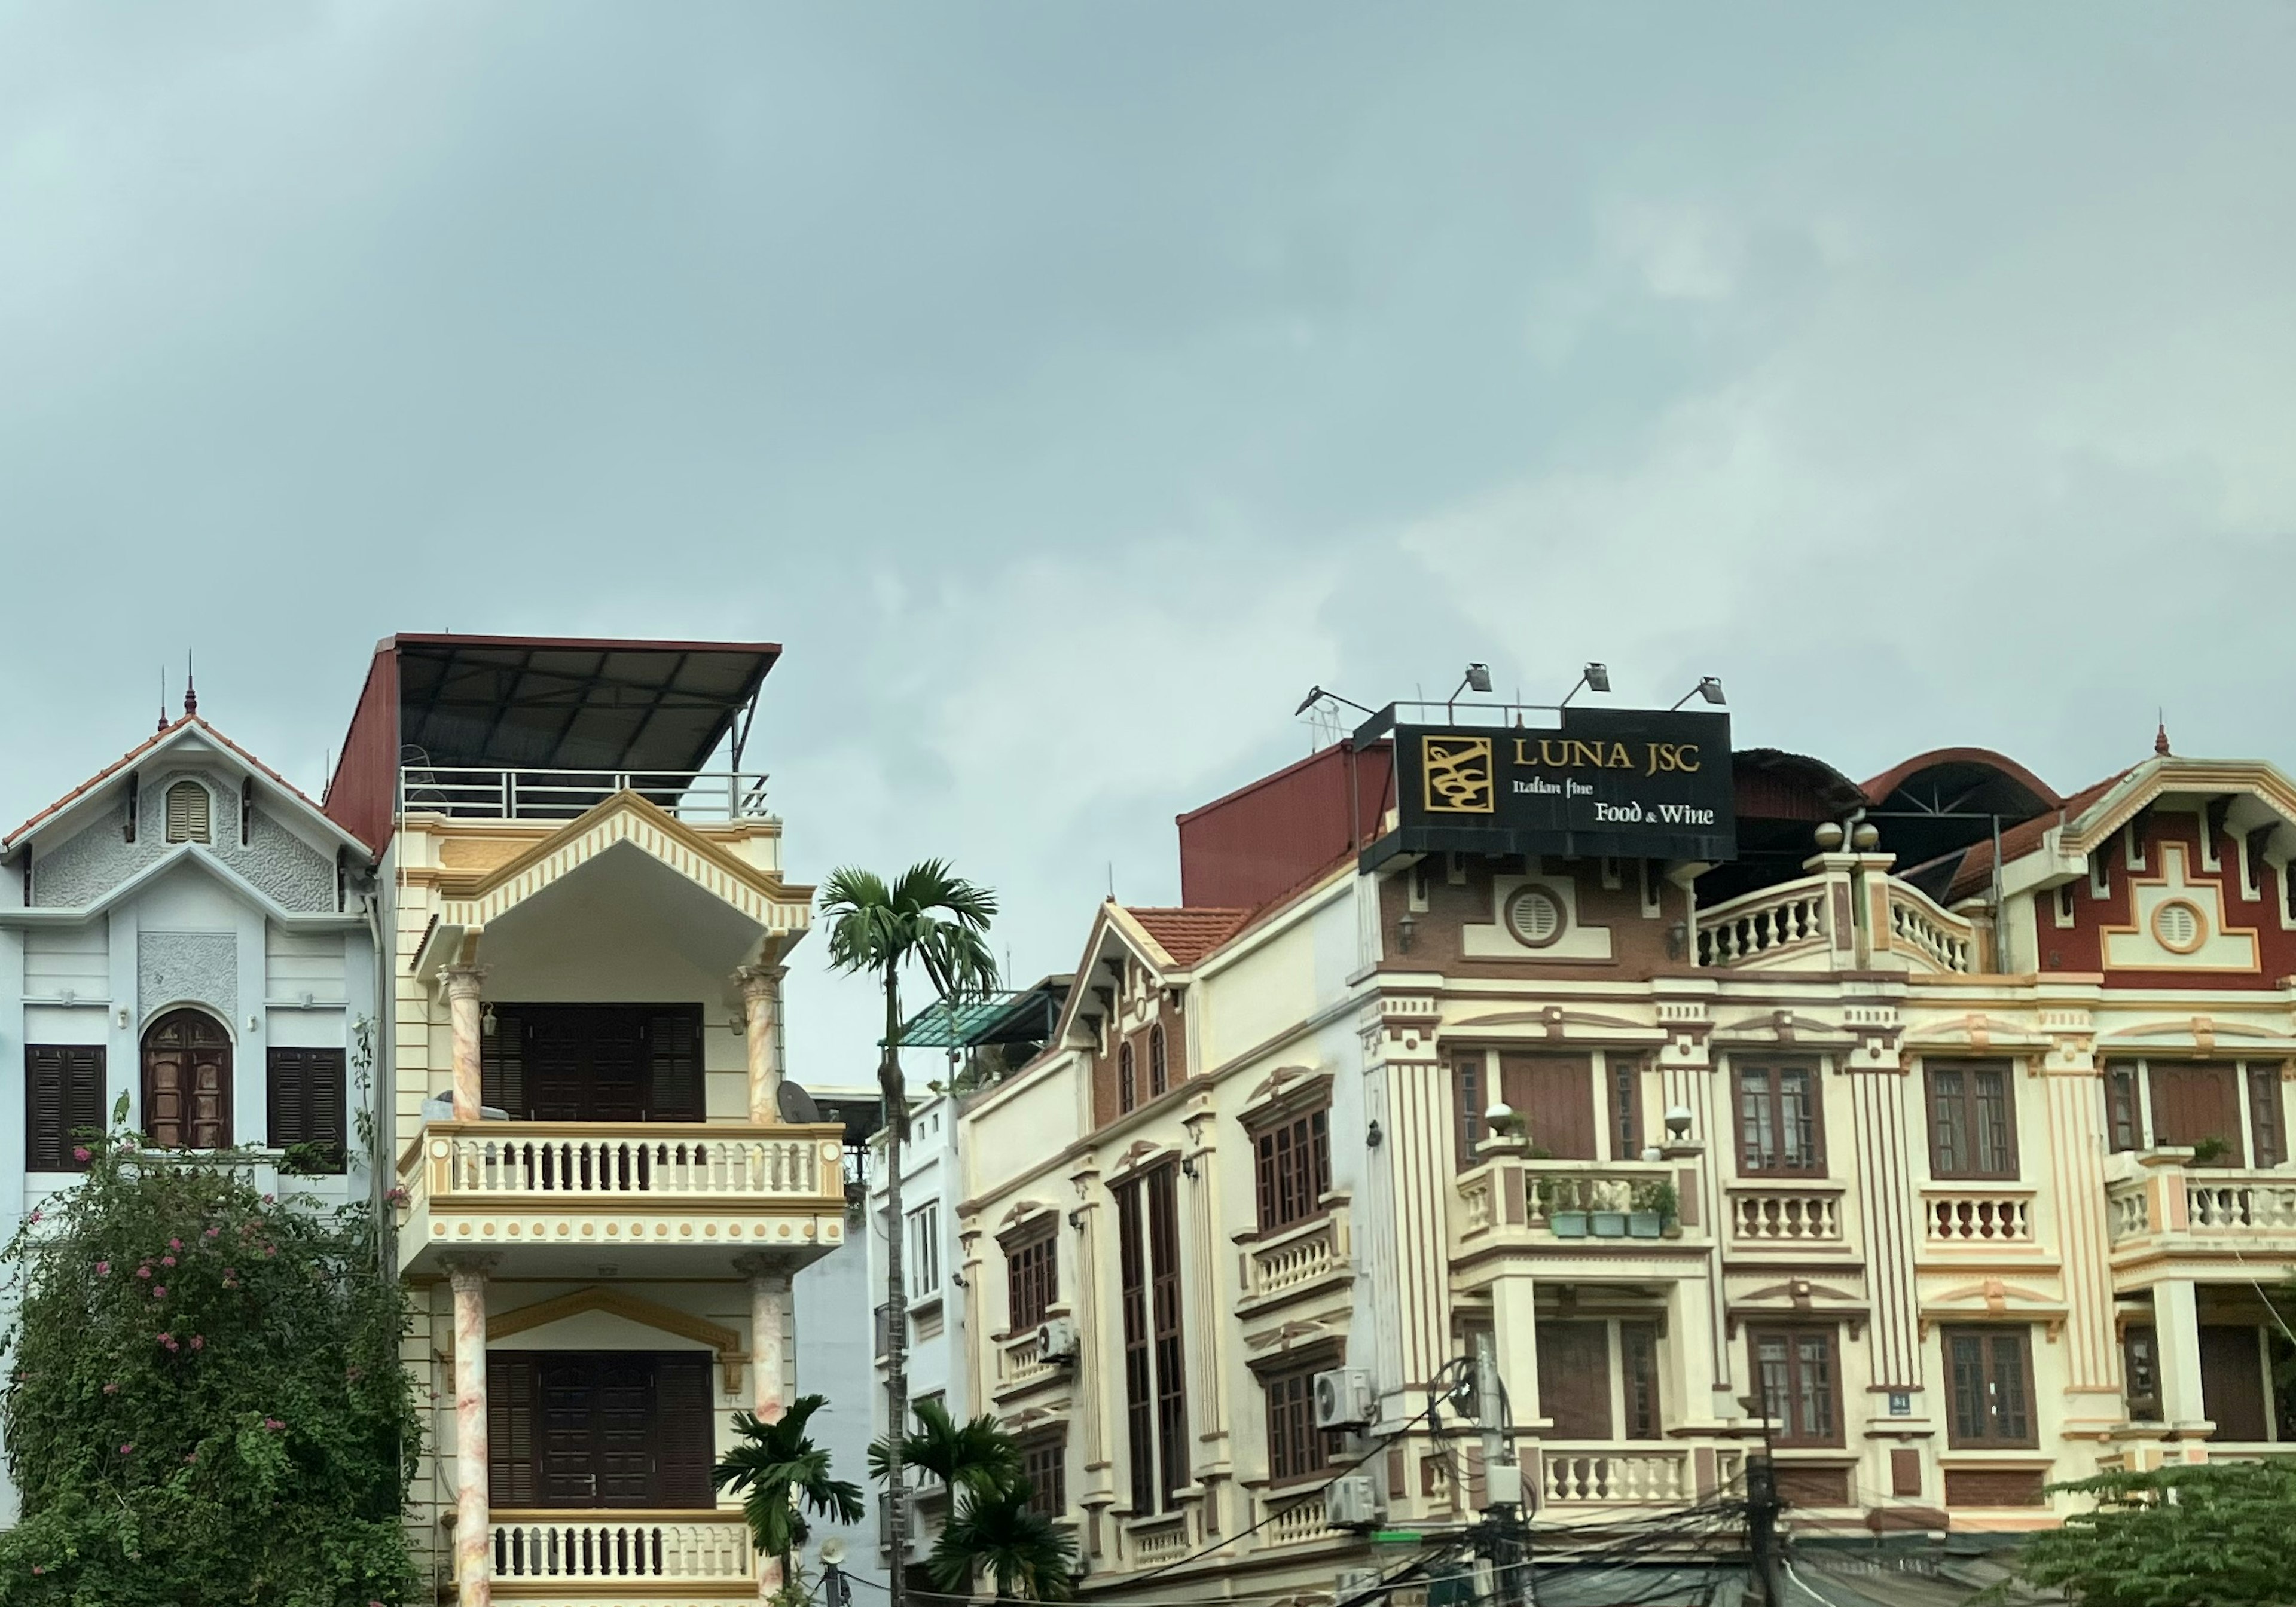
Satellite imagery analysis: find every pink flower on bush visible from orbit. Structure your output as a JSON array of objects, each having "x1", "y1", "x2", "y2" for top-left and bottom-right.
[
  {"x1": 262, "y1": 1417, "x2": 285, "y2": 1433},
  {"x1": 25, "y1": 1209, "x2": 39, "y2": 1225},
  {"x1": 135, "y1": 1266, "x2": 151, "y2": 1279},
  {"x1": 161, "y1": 1255, "x2": 175, "y2": 1267},
  {"x1": 72, "y1": 1146, "x2": 90, "y2": 1163},
  {"x1": 168, "y1": 1238, "x2": 182, "y2": 1251},
  {"x1": 151, "y1": 1286, "x2": 166, "y2": 1300},
  {"x1": 262, "y1": 1245, "x2": 277, "y2": 1258},
  {"x1": 190, "y1": 1334, "x2": 204, "y2": 1351},
  {"x1": 384, "y1": 1186, "x2": 409, "y2": 1208},
  {"x1": 102, "y1": 1382, "x2": 119, "y2": 1395},
  {"x1": 204, "y1": 1225, "x2": 221, "y2": 1239},
  {"x1": 157, "y1": 1333, "x2": 179, "y2": 1352},
  {"x1": 30, "y1": 1565, "x2": 42, "y2": 1575},
  {"x1": 94, "y1": 1261, "x2": 109, "y2": 1276},
  {"x1": 118, "y1": 1443, "x2": 132, "y2": 1456},
  {"x1": 262, "y1": 1194, "x2": 274, "y2": 1205}
]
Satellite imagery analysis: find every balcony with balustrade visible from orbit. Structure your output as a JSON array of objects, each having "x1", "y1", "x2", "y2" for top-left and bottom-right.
[
  {"x1": 1693, "y1": 857, "x2": 1981, "y2": 976},
  {"x1": 487, "y1": 1509, "x2": 757, "y2": 1601},
  {"x1": 1451, "y1": 1154, "x2": 1703, "y2": 1263},
  {"x1": 2104, "y1": 1150, "x2": 2296, "y2": 1272},
  {"x1": 396, "y1": 1119, "x2": 850, "y2": 1278}
]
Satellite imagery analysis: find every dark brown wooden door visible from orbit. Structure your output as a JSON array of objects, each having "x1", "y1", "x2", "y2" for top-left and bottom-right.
[
  {"x1": 1537, "y1": 1321, "x2": 1613, "y2": 1440},
  {"x1": 486, "y1": 1006, "x2": 703, "y2": 1123},
  {"x1": 2151, "y1": 1063, "x2": 2244, "y2": 1163},
  {"x1": 497, "y1": 1351, "x2": 714, "y2": 1509},
  {"x1": 2200, "y1": 1325, "x2": 2270, "y2": 1442},
  {"x1": 142, "y1": 1010, "x2": 231, "y2": 1149},
  {"x1": 1503, "y1": 1055, "x2": 1597, "y2": 1159}
]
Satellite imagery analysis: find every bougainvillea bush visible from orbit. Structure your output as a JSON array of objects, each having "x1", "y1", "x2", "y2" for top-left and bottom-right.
[{"x1": 0, "y1": 1123, "x2": 419, "y2": 1606}]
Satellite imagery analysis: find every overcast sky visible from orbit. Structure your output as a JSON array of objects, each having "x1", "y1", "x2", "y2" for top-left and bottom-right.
[{"x1": 4, "y1": 4, "x2": 2292, "y2": 1080}]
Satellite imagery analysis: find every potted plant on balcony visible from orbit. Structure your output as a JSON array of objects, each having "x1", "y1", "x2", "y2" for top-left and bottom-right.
[
  {"x1": 1629, "y1": 1179, "x2": 1677, "y2": 1239},
  {"x1": 2190, "y1": 1136, "x2": 2232, "y2": 1168},
  {"x1": 1541, "y1": 1177, "x2": 1589, "y2": 1238}
]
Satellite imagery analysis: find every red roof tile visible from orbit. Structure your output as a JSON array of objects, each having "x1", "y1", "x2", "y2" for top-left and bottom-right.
[
  {"x1": 1944, "y1": 769, "x2": 2130, "y2": 903},
  {"x1": 1123, "y1": 906, "x2": 1254, "y2": 968}
]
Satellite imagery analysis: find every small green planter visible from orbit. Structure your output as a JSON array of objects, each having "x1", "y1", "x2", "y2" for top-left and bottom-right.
[
  {"x1": 1550, "y1": 1211, "x2": 1590, "y2": 1238},
  {"x1": 1628, "y1": 1211, "x2": 1663, "y2": 1238},
  {"x1": 1590, "y1": 1210, "x2": 1629, "y2": 1238}
]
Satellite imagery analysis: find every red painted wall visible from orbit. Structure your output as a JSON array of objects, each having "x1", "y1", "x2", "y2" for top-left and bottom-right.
[
  {"x1": 1177, "y1": 741, "x2": 1393, "y2": 911},
  {"x1": 324, "y1": 640, "x2": 401, "y2": 854},
  {"x1": 2033, "y1": 811, "x2": 2296, "y2": 988}
]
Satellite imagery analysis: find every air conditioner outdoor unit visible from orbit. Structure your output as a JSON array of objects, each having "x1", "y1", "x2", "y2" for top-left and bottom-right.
[
  {"x1": 1336, "y1": 1568, "x2": 1383, "y2": 1602},
  {"x1": 1313, "y1": 1368, "x2": 1375, "y2": 1431},
  {"x1": 1324, "y1": 1474, "x2": 1381, "y2": 1532},
  {"x1": 1035, "y1": 1317, "x2": 1080, "y2": 1362}
]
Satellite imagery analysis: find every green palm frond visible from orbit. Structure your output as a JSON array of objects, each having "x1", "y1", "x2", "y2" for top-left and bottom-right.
[
  {"x1": 713, "y1": 1397, "x2": 865, "y2": 1567},
  {"x1": 928, "y1": 1479, "x2": 1077, "y2": 1602},
  {"x1": 868, "y1": 1398, "x2": 1023, "y2": 1496}
]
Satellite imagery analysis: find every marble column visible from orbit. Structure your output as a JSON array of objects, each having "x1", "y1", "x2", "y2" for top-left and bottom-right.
[
  {"x1": 737, "y1": 1254, "x2": 794, "y2": 1600},
  {"x1": 2154, "y1": 1278, "x2": 2209, "y2": 1432},
  {"x1": 443, "y1": 966, "x2": 488, "y2": 1122},
  {"x1": 734, "y1": 964, "x2": 788, "y2": 1123},
  {"x1": 446, "y1": 1255, "x2": 497, "y2": 1607}
]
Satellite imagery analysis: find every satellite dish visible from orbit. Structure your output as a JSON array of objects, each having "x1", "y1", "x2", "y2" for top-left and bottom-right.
[
  {"x1": 778, "y1": 1081, "x2": 822, "y2": 1123},
  {"x1": 819, "y1": 1537, "x2": 847, "y2": 1566}
]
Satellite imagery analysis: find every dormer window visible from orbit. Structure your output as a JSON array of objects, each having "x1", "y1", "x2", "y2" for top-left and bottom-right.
[{"x1": 164, "y1": 781, "x2": 210, "y2": 844}]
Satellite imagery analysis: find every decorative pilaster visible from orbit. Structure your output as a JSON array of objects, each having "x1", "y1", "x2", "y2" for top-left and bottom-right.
[
  {"x1": 736, "y1": 1255, "x2": 794, "y2": 1601},
  {"x1": 735, "y1": 964, "x2": 789, "y2": 1123},
  {"x1": 442, "y1": 967, "x2": 488, "y2": 1122},
  {"x1": 2153, "y1": 1278, "x2": 2209, "y2": 1433},
  {"x1": 2040, "y1": 1013, "x2": 2127, "y2": 1433},
  {"x1": 445, "y1": 1254, "x2": 499, "y2": 1607}
]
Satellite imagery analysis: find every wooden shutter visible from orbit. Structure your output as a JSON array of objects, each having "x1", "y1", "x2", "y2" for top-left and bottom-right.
[
  {"x1": 481, "y1": 1007, "x2": 527, "y2": 1117},
  {"x1": 165, "y1": 781, "x2": 210, "y2": 844},
  {"x1": 2200, "y1": 1325, "x2": 2270, "y2": 1441},
  {"x1": 2249, "y1": 1064, "x2": 2286, "y2": 1169},
  {"x1": 654, "y1": 1354, "x2": 715, "y2": 1506},
  {"x1": 26, "y1": 1046, "x2": 103, "y2": 1171},
  {"x1": 1502, "y1": 1055, "x2": 1596, "y2": 1159},
  {"x1": 1536, "y1": 1322, "x2": 1613, "y2": 1440},
  {"x1": 488, "y1": 1352, "x2": 539, "y2": 1508},
  {"x1": 2151, "y1": 1063, "x2": 2244, "y2": 1163},
  {"x1": 268, "y1": 1049, "x2": 346, "y2": 1165},
  {"x1": 646, "y1": 1008, "x2": 705, "y2": 1122}
]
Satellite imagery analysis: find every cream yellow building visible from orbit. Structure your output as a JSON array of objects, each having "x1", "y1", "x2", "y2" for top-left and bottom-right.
[
  {"x1": 952, "y1": 725, "x2": 2296, "y2": 1603},
  {"x1": 326, "y1": 636, "x2": 851, "y2": 1607}
]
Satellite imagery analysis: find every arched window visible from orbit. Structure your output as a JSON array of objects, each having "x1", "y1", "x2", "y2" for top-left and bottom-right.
[
  {"x1": 1118, "y1": 1041, "x2": 1136, "y2": 1113},
  {"x1": 142, "y1": 1009, "x2": 231, "y2": 1149},
  {"x1": 1148, "y1": 1024, "x2": 1168, "y2": 1098},
  {"x1": 164, "y1": 781, "x2": 211, "y2": 844}
]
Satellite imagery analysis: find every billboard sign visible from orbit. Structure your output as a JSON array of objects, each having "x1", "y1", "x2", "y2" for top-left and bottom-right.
[{"x1": 1365, "y1": 708, "x2": 1736, "y2": 866}]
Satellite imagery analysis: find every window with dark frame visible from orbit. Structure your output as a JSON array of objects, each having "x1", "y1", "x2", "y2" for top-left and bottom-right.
[
  {"x1": 267, "y1": 1047, "x2": 346, "y2": 1171},
  {"x1": 1927, "y1": 1062, "x2": 2019, "y2": 1180},
  {"x1": 1020, "y1": 1434, "x2": 1067, "y2": 1518},
  {"x1": 1251, "y1": 1103, "x2": 1332, "y2": 1232},
  {"x1": 1622, "y1": 1322, "x2": 1662, "y2": 1441},
  {"x1": 2121, "y1": 1324, "x2": 2160, "y2": 1421},
  {"x1": 1455, "y1": 1057, "x2": 1483, "y2": 1169},
  {"x1": 1006, "y1": 1228, "x2": 1058, "y2": 1333},
  {"x1": 1148, "y1": 1024, "x2": 1168, "y2": 1098},
  {"x1": 1737, "y1": 1063, "x2": 1824, "y2": 1176},
  {"x1": 1146, "y1": 1164, "x2": 1188, "y2": 1508},
  {"x1": 1612, "y1": 1058, "x2": 1642, "y2": 1161},
  {"x1": 2107, "y1": 1065, "x2": 2142, "y2": 1152},
  {"x1": 1263, "y1": 1361, "x2": 1342, "y2": 1484},
  {"x1": 1750, "y1": 1327, "x2": 1842, "y2": 1447},
  {"x1": 1119, "y1": 1041, "x2": 1136, "y2": 1113},
  {"x1": 2249, "y1": 1064, "x2": 2286, "y2": 1169},
  {"x1": 1116, "y1": 1178, "x2": 1155, "y2": 1513},
  {"x1": 1945, "y1": 1327, "x2": 2037, "y2": 1447},
  {"x1": 25, "y1": 1046, "x2": 105, "y2": 1172}
]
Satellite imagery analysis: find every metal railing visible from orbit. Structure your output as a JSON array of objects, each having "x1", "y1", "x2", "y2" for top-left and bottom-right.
[{"x1": 398, "y1": 765, "x2": 770, "y2": 822}]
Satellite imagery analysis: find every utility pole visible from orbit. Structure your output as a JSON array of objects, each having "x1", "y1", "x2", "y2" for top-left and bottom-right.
[
  {"x1": 1474, "y1": 1332, "x2": 1534, "y2": 1607},
  {"x1": 1741, "y1": 1398, "x2": 1783, "y2": 1606}
]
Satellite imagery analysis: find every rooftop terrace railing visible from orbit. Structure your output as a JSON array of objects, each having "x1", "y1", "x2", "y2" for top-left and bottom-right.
[{"x1": 397, "y1": 765, "x2": 770, "y2": 823}]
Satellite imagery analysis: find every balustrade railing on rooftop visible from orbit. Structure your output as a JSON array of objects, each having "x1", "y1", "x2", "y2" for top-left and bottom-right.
[{"x1": 398, "y1": 765, "x2": 770, "y2": 822}]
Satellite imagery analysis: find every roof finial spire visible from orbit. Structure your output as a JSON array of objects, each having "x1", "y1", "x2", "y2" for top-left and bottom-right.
[
  {"x1": 2155, "y1": 709, "x2": 2170, "y2": 757},
  {"x1": 183, "y1": 651, "x2": 197, "y2": 719},
  {"x1": 158, "y1": 667, "x2": 169, "y2": 733}
]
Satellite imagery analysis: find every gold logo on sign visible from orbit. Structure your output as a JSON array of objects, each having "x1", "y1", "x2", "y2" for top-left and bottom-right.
[{"x1": 1422, "y1": 735, "x2": 1495, "y2": 814}]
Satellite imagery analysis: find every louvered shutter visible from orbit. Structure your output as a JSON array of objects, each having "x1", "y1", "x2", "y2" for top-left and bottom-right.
[
  {"x1": 653, "y1": 1354, "x2": 715, "y2": 1506},
  {"x1": 65, "y1": 1048, "x2": 103, "y2": 1164},
  {"x1": 268, "y1": 1049, "x2": 347, "y2": 1167},
  {"x1": 269, "y1": 1049, "x2": 307, "y2": 1148},
  {"x1": 488, "y1": 1353, "x2": 538, "y2": 1508},
  {"x1": 26, "y1": 1048, "x2": 65, "y2": 1171},
  {"x1": 481, "y1": 1008, "x2": 527, "y2": 1117},
  {"x1": 646, "y1": 1008, "x2": 704, "y2": 1122}
]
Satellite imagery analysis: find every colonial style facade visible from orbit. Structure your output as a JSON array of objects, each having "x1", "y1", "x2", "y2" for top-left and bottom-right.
[
  {"x1": 323, "y1": 635, "x2": 854, "y2": 1606},
  {"x1": 0, "y1": 694, "x2": 378, "y2": 1524},
  {"x1": 951, "y1": 730, "x2": 2296, "y2": 1602}
]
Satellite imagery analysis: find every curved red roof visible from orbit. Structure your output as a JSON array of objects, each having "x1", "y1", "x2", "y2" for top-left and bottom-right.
[{"x1": 1861, "y1": 747, "x2": 2060, "y2": 810}]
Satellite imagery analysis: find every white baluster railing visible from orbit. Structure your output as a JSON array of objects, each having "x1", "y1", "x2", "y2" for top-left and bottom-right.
[
  {"x1": 1923, "y1": 1191, "x2": 2036, "y2": 1245},
  {"x1": 430, "y1": 1125, "x2": 840, "y2": 1202},
  {"x1": 1541, "y1": 1449, "x2": 1689, "y2": 1505},
  {"x1": 489, "y1": 1513, "x2": 753, "y2": 1581},
  {"x1": 1245, "y1": 1212, "x2": 1347, "y2": 1301},
  {"x1": 1729, "y1": 1190, "x2": 1843, "y2": 1244},
  {"x1": 1886, "y1": 887, "x2": 1976, "y2": 973},
  {"x1": 1697, "y1": 877, "x2": 1829, "y2": 967}
]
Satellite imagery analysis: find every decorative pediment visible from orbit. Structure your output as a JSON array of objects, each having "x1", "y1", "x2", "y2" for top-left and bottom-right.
[
  {"x1": 1902, "y1": 1014, "x2": 2051, "y2": 1053},
  {"x1": 1919, "y1": 1276, "x2": 2068, "y2": 1340},
  {"x1": 1712, "y1": 1010, "x2": 1855, "y2": 1048},
  {"x1": 485, "y1": 1285, "x2": 749, "y2": 1392},
  {"x1": 2098, "y1": 1016, "x2": 2296, "y2": 1056},
  {"x1": 1726, "y1": 1278, "x2": 1867, "y2": 1340},
  {"x1": 1239, "y1": 1064, "x2": 1333, "y2": 1128},
  {"x1": 435, "y1": 790, "x2": 810, "y2": 937},
  {"x1": 1107, "y1": 1139, "x2": 1174, "y2": 1181},
  {"x1": 1241, "y1": 1317, "x2": 1344, "y2": 1358},
  {"x1": 1447, "y1": 1004, "x2": 1660, "y2": 1043},
  {"x1": 997, "y1": 1200, "x2": 1060, "y2": 1242}
]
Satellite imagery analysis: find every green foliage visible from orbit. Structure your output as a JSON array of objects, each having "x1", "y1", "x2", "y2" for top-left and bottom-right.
[
  {"x1": 868, "y1": 1397, "x2": 1020, "y2": 1497},
  {"x1": 2005, "y1": 1458, "x2": 2296, "y2": 1606},
  {"x1": 2188, "y1": 1135, "x2": 2232, "y2": 1166},
  {"x1": 928, "y1": 1479, "x2": 1077, "y2": 1604},
  {"x1": 1632, "y1": 1179, "x2": 1680, "y2": 1220},
  {"x1": 0, "y1": 1128, "x2": 419, "y2": 1606},
  {"x1": 713, "y1": 1396, "x2": 865, "y2": 1574}
]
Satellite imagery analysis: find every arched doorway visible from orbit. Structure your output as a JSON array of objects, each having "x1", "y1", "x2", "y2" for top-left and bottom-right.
[{"x1": 142, "y1": 1009, "x2": 231, "y2": 1149}]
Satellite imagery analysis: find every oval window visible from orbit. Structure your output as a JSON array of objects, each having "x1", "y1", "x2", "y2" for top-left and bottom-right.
[
  {"x1": 1506, "y1": 886, "x2": 1566, "y2": 949},
  {"x1": 2151, "y1": 898, "x2": 2206, "y2": 954}
]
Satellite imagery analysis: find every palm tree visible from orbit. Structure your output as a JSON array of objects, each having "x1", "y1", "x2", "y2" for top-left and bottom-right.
[
  {"x1": 868, "y1": 1395, "x2": 1023, "y2": 1498},
  {"x1": 928, "y1": 1480, "x2": 1078, "y2": 1603},
  {"x1": 713, "y1": 1394, "x2": 866, "y2": 1584},
  {"x1": 820, "y1": 860, "x2": 999, "y2": 1607}
]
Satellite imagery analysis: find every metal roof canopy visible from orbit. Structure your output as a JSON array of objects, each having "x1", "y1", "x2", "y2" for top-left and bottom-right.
[
  {"x1": 895, "y1": 985, "x2": 1064, "y2": 1049},
  {"x1": 393, "y1": 635, "x2": 780, "y2": 773}
]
